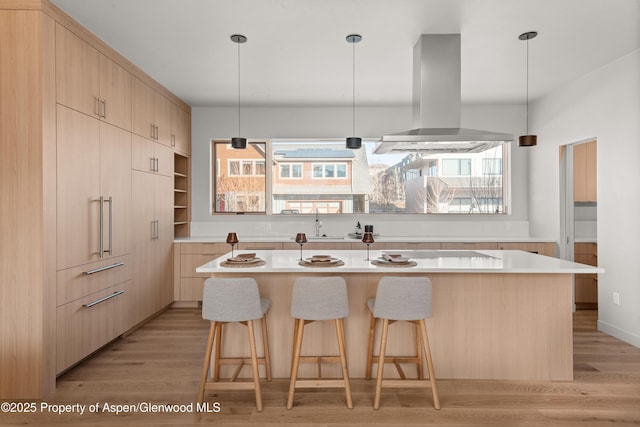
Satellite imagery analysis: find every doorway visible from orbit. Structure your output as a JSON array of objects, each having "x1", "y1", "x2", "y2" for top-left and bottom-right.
[{"x1": 559, "y1": 139, "x2": 598, "y2": 311}]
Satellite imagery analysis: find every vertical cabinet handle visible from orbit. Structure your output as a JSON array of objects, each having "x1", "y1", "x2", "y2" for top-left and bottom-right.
[
  {"x1": 151, "y1": 220, "x2": 159, "y2": 240},
  {"x1": 101, "y1": 99, "x2": 107, "y2": 119},
  {"x1": 171, "y1": 134, "x2": 175, "y2": 148},
  {"x1": 94, "y1": 97, "x2": 100, "y2": 117},
  {"x1": 98, "y1": 196, "x2": 104, "y2": 258},
  {"x1": 150, "y1": 124, "x2": 155, "y2": 140},
  {"x1": 155, "y1": 157, "x2": 159, "y2": 173},
  {"x1": 105, "y1": 196, "x2": 113, "y2": 256},
  {"x1": 150, "y1": 157, "x2": 155, "y2": 172}
]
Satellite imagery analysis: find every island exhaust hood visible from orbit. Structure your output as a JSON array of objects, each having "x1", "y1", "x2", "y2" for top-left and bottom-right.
[{"x1": 374, "y1": 34, "x2": 513, "y2": 154}]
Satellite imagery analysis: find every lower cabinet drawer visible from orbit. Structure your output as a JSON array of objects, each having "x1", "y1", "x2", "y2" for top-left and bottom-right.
[
  {"x1": 56, "y1": 283, "x2": 128, "y2": 374},
  {"x1": 57, "y1": 255, "x2": 131, "y2": 306}
]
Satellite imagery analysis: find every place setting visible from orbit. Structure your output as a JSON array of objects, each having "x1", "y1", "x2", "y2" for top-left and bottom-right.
[
  {"x1": 295, "y1": 232, "x2": 344, "y2": 267},
  {"x1": 220, "y1": 232, "x2": 266, "y2": 267},
  {"x1": 371, "y1": 253, "x2": 417, "y2": 268}
]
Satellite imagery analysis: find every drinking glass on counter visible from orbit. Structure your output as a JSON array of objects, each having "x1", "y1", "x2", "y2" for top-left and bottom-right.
[
  {"x1": 362, "y1": 231, "x2": 375, "y2": 261},
  {"x1": 226, "y1": 232, "x2": 239, "y2": 257},
  {"x1": 295, "y1": 233, "x2": 307, "y2": 261}
]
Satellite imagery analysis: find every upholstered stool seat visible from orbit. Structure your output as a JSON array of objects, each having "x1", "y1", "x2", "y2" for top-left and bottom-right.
[
  {"x1": 287, "y1": 276, "x2": 353, "y2": 409},
  {"x1": 366, "y1": 276, "x2": 440, "y2": 410},
  {"x1": 197, "y1": 277, "x2": 272, "y2": 411}
]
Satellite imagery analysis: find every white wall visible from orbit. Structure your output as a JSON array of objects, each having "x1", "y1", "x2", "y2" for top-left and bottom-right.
[
  {"x1": 529, "y1": 49, "x2": 640, "y2": 347},
  {"x1": 190, "y1": 104, "x2": 532, "y2": 238}
]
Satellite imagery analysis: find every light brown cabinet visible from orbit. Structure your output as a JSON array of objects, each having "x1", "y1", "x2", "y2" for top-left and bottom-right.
[
  {"x1": 132, "y1": 134, "x2": 174, "y2": 177},
  {"x1": 174, "y1": 243, "x2": 229, "y2": 301},
  {"x1": 56, "y1": 24, "x2": 131, "y2": 130},
  {"x1": 575, "y1": 242, "x2": 598, "y2": 309},
  {"x1": 56, "y1": 105, "x2": 131, "y2": 270},
  {"x1": 498, "y1": 242, "x2": 556, "y2": 257},
  {"x1": 132, "y1": 171, "x2": 174, "y2": 324},
  {"x1": 131, "y1": 77, "x2": 173, "y2": 147},
  {"x1": 172, "y1": 103, "x2": 191, "y2": 154},
  {"x1": 2, "y1": 3, "x2": 190, "y2": 399},
  {"x1": 574, "y1": 141, "x2": 597, "y2": 202}
]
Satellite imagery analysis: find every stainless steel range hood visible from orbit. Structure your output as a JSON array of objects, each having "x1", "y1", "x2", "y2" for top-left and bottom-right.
[{"x1": 374, "y1": 34, "x2": 513, "y2": 154}]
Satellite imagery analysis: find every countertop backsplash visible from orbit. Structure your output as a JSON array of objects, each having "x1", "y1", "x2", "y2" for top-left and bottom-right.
[{"x1": 189, "y1": 217, "x2": 534, "y2": 240}]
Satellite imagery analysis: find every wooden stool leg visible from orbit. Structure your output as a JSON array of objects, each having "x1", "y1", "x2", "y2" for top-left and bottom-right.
[
  {"x1": 335, "y1": 318, "x2": 353, "y2": 409},
  {"x1": 247, "y1": 320, "x2": 263, "y2": 412},
  {"x1": 415, "y1": 321, "x2": 424, "y2": 380},
  {"x1": 418, "y1": 319, "x2": 440, "y2": 410},
  {"x1": 287, "y1": 318, "x2": 305, "y2": 409},
  {"x1": 261, "y1": 312, "x2": 272, "y2": 381},
  {"x1": 198, "y1": 321, "x2": 217, "y2": 403},
  {"x1": 373, "y1": 318, "x2": 389, "y2": 410},
  {"x1": 366, "y1": 312, "x2": 376, "y2": 380},
  {"x1": 213, "y1": 322, "x2": 223, "y2": 381}
]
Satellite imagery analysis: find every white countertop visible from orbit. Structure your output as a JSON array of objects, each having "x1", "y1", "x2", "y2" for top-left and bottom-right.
[
  {"x1": 196, "y1": 249, "x2": 603, "y2": 274},
  {"x1": 178, "y1": 236, "x2": 556, "y2": 244}
]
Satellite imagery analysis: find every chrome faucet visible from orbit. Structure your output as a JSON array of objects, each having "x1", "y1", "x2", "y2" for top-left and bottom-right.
[{"x1": 314, "y1": 208, "x2": 322, "y2": 237}]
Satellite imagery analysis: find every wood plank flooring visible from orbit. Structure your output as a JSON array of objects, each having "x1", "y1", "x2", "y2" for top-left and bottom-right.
[{"x1": 3, "y1": 309, "x2": 640, "y2": 426}]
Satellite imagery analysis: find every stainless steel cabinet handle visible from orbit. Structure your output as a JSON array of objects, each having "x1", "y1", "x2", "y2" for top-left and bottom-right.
[
  {"x1": 150, "y1": 124, "x2": 155, "y2": 139},
  {"x1": 105, "y1": 196, "x2": 113, "y2": 255},
  {"x1": 101, "y1": 99, "x2": 107, "y2": 119},
  {"x1": 154, "y1": 157, "x2": 159, "y2": 173},
  {"x1": 155, "y1": 220, "x2": 159, "y2": 240},
  {"x1": 171, "y1": 134, "x2": 175, "y2": 147},
  {"x1": 83, "y1": 290, "x2": 125, "y2": 308},
  {"x1": 150, "y1": 157, "x2": 155, "y2": 172},
  {"x1": 98, "y1": 196, "x2": 104, "y2": 258},
  {"x1": 83, "y1": 261, "x2": 124, "y2": 275},
  {"x1": 94, "y1": 97, "x2": 100, "y2": 117}
]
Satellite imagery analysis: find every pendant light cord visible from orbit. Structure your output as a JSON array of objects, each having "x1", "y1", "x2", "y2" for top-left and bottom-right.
[
  {"x1": 352, "y1": 39, "x2": 356, "y2": 137},
  {"x1": 525, "y1": 38, "x2": 529, "y2": 135},
  {"x1": 237, "y1": 40, "x2": 242, "y2": 138}
]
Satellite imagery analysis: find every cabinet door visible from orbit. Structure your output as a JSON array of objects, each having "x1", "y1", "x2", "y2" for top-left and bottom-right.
[
  {"x1": 586, "y1": 141, "x2": 597, "y2": 202},
  {"x1": 172, "y1": 104, "x2": 191, "y2": 155},
  {"x1": 131, "y1": 171, "x2": 156, "y2": 324},
  {"x1": 155, "y1": 142, "x2": 174, "y2": 177},
  {"x1": 154, "y1": 92, "x2": 173, "y2": 147},
  {"x1": 99, "y1": 54, "x2": 131, "y2": 131},
  {"x1": 154, "y1": 174, "x2": 174, "y2": 309},
  {"x1": 56, "y1": 24, "x2": 100, "y2": 118},
  {"x1": 57, "y1": 106, "x2": 101, "y2": 270},
  {"x1": 131, "y1": 77, "x2": 154, "y2": 140},
  {"x1": 131, "y1": 134, "x2": 155, "y2": 173},
  {"x1": 100, "y1": 122, "x2": 132, "y2": 258}
]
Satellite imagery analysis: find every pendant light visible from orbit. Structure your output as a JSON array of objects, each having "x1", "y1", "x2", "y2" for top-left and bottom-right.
[
  {"x1": 231, "y1": 34, "x2": 247, "y2": 149},
  {"x1": 518, "y1": 31, "x2": 538, "y2": 147},
  {"x1": 346, "y1": 34, "x2": 362, "y2": 149}
]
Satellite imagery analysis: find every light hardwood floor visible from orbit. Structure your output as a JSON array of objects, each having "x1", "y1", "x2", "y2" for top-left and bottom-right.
[{"x1": 3, "y1": 309, "x2": 640, "y2": 426}]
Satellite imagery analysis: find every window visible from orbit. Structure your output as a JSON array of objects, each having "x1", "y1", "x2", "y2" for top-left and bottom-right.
[
  {"x1": 228, "y1": 159, "x2": 264, "y2": 176},
  {"x1": 280, "y1": 163, "x2": 302, "y2": 179},
  {"x1": 212, "y1": 141, "x2": 266, "y2": 213},
  {"x1": 482, "y1": 158, "x2": 502, "y2": 175},
  {"x1": 312, "y1": 163, "x2": 349, "y2": 179},
  {"x1": 442, "y1": 159, "x2": 471, "y2": 176},
  {"x1": 212, "y1": 139, "x2": 509, "y2": 215}
]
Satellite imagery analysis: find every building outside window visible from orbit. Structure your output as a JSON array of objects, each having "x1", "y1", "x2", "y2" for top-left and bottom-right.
[{"x1": 211, "y1": 139, "x2": 508, "y2": 215}]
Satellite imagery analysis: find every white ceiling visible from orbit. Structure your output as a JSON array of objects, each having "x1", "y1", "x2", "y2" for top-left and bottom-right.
[{"x1": 50, "y1": 0, "x2": 640, "y2": 108}]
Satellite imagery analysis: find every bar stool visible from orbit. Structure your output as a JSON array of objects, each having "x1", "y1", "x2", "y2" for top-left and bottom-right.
[
  {"x1": 287, "y1": 276, "x2": 353, "y2": 409},
  {"x1": 365, "y1": 276, "x2": 440, "y2": 410},
  {"x1": 197, "y1": 277, "x2": 272, "y2": 412}
]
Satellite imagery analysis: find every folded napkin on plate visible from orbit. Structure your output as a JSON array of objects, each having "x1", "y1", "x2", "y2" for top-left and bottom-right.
[
  {"x1": 382, "y1": 254, "x2": 410, "y2": 263},
  {"x1": 227, "y1": 255, "x2": 256, "y2": 262}
]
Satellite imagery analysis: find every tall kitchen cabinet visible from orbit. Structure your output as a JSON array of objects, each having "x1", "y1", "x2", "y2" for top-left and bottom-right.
[
  {"x1": 131, "y1": 144, "x2": 174, "y2": 325},
  {"x1": 0, "y1": 2, "x2": 190, "y2": 399}
]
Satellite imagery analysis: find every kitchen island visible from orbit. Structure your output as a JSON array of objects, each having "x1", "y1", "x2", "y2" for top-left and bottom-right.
[{"x1": 197, "y1": 249, "x2": 602, "y2": 381}]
